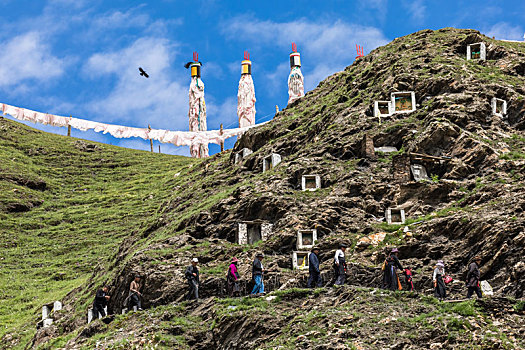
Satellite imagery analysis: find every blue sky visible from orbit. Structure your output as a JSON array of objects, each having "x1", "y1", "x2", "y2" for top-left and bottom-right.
[{"x1": 1, "y1": 0, "x2": 524, "y2": 156}]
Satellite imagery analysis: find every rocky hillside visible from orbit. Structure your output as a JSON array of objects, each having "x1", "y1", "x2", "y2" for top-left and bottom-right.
[{"x1": 2, "y1": 28, "x2": 525, "y2": 349}]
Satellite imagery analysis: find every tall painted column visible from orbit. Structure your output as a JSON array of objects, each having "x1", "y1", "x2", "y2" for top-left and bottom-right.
[
  {"x1": 288, "y1": 42, "x2": 304, "y2": 105},
  {"x1": 185, "y1": 52, "x2": 209, "y2": 158},
  {"x1": 237, "y1": 51, "x2": 256, "y2": 128}
]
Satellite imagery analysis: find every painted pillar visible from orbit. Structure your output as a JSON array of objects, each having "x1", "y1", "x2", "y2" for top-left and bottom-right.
[
  {"x1": 186, "y1": 52, "x2": 209, "y2": 158},
  {"x1": 237, "y1": 51, "x2": 256, "y2": 128},
  {"x1": 288, "y1": 42, "x2": 305, "y2": 104}
]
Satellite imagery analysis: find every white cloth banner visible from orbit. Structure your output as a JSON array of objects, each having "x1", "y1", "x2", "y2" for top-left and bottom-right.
[{"x1": 1, "y1": 102, "x2": 266, "y2": 148}]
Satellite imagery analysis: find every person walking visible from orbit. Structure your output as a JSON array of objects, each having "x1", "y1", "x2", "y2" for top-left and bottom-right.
[
  {"x1": 251, "y1": 253, "x2": 265, "y2": 295},
  {"x1": 185, "y1": 258, "x2": 200, "y2": 301},
  {"x1": 333, "y1": 244, "x2": 347, "y2": 286},
  {"x1": 227, "y1": 257, "x2": 241, "y2": 297},
  {"x1": 129, "y1": 275, "x2": 143, "y2": 310},
  {"x1": 382, "y1": 248, "x2": 404, "y2": 291},
  {"x1": 307, "y1": 247, "x2": 322, "y2": 288},
  {"x1": 92, "y1": 286, "x2": 110, "y2": 319},
  {"x1": 433, "y1": 260, "x2": 446, "y2": 301},
  {"x1": 466, "y1": 256, "x2": 482, "y2": 299}
]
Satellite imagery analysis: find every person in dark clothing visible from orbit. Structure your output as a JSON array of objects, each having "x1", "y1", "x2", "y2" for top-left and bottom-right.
[
  {"x1": 92, "y1": 286, "x2": 110, "y2": 319},
  {"x1": 227, "y1": 257, "x2": 241, "y2": 297},
  {"x1": 433, "y1": 261, "x2": 446, "y2": 301},
  {"x1": 185, "y1": 258, "x2": 200, "y2": 301},
  {"x1": 308, "y1": 247, "x2": 322, "y2": 288},
  {"x1": 251, "y1": 253, "x2": 265, "y2": 294},
  {"x1": 382, "y1": 248, "x2": 404, "y2": 291},
  {"x1": 333, "y1": 244, "x2": 347, "y2": 286},
  {"x1": 466, "y1": 256, "x2": 482, "y2": 299}
]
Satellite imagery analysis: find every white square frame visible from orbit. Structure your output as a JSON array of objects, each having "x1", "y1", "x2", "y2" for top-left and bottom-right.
[
  {"x1": 292, "y1": 251, "x2": 310, "y2": 270},
  {"x1": 491, "y1": 98, "x2": 507, "y2": 117},
  {"x1": 385, "y1": 208, "x2": 406, "y2": 225},
  {"x1": 391, "y1": 91, "x2": 416, "y2": 114},
  {"x1": 297, "y1": 229, "x2": 317, "y2": 250},
  {"x1": 467, "y1": 42, "x2": 486, "y2": 61},
  {"x1": 301, "y1": 175, "x2": 321, "y2": 191},
  {"x1": 262, "y1": 153, "x2": 282, "y2": 172},
  {"x1": 234, "y1": 148, "x2": 253, "y2": 164},
  {"x1": 374, "y1": 100, "x2": 393, "y2": 118}
]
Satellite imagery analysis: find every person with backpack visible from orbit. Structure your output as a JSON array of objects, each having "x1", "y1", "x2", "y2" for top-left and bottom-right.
[
  {"x1": 382, "y1": 248, "x2": 404, "y2": 291},
  {"x1": 227, "y1": 257, "x2": 241, "y2": 297},
  {"x1": 333, "y1": 244, "x2": 347, "y2": 286},
  {"x1": 466, "y1": 256, "x2": 482, "y2": 299},
  {"x1": 185, "y1": 258, "x2": 200, "y2": 301},
  {"x1": 433, "y1": 260, "x2": 446, "y2": 301},
  {"x1": 307, "y1": 247, "x2": 322, "y2": 288}
]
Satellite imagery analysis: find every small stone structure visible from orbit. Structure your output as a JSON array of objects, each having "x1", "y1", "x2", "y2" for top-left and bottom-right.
[
  {"x1": 375, "y1": 146, "x2": 398, "y2": 154},
  {"x1": 38, "y1": 301, "x2": 62, "y2": 328},
  {"x1": 87, "y1": 306, "x2": 108, "y2": 324},
  {"x1": 391, "y1": 91, "x2": 416, "y2": 113},
  {"x1": 237, "y1": 221, "x2": 273, "y2": 245},
  {"x1": 410, "y1": 164, "x2": 430, "y2": 181},
  {"x1": 297, "y1": 229, "x2": 317, "y2": 250},
  {"x1": 361, "y1": 134, "x2": 376, "y2": 159},
  {"x1": 467, "y1": 42, "x2": 486, "y2": 61},
  {"x1": 292, "y1": 251, "x2": 310, "y2": 270},
  {"x1": 386, "y1": 208, "x2": 406, "y2": 225},
  {"x1": 234, "y1": 148, "x2": 253, "y2": 164},
  {"x1": 262, "y1": 153, "x2": 282, "y2": 172},
  {"x1": 374, "y1": 101, "x2": 392, "y2": 118},
  {"x1": 301, "y1": 175, "x2": 321, "y2": 191},
  {"x1": 491, "y1": 98, "x2": 507, "y2": 117},
  {"x1": 392, "y1": 154, "x2": 411, "y2": 183}
]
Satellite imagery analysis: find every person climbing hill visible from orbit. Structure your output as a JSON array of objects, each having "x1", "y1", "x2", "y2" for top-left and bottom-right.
[
  {"x1": 466, "y1": 256, "x2": 482, "y2": 299},
  {"x1": 333, "y1": 244, "x2": 347, "y2": 286},
  {"x1": 308, "y1": 247, "x2": 322, "y2": 288},
  {"x1": 185, "y1": 258, "x2": 200, "y2": 301},
  {"x1": 433, "y1": 260, "x2": 446, "y2": 301},
  {"x1": 251, "y1": 253, "x2": 265, "y2": 295},
  {"x1": 227, "y1": 257, "x2": 241, "y2": 297},
  {"x1": 92, "y1": 286, "x2": 110, "y2": 319},
  {"x1": 128, "y1": 275, "x2": 143, "y2": 311},
  {"x1": 382, "y1": 248, "x2": 404, "y2": 291}
]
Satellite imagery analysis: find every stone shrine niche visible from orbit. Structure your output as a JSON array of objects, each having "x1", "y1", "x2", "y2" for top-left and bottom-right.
[
  {"x1": 491, "y1": 98, "x2": 507, "y2": 117},
  {"x1": 234, "y1": 148, "x2": 253, "y2": 165},
  {"x1": 292, "y1": 251, "x2": 310, "y2": 270},
  {"x1": 467, "y1": 42, "x2": 486, "y2": 61},
  {"x1": 391, "y1": 92, "x2": 416, "y2": 113},
  {"x1": 301, "y1": 175, "x2": 321, "y2": 191},
  {"x1": 262, "y1": 153, "x2": 282, "y2": 172},
  {"x1": 361, "y1": 134, "x2": 376, "y2": 159},
  {"x1": 297, "y1": 229, "x2": 317, "y2": 250},
  {"x1": 392, "y1": 154, "x2": 411, "y2": 184},
  {"x1": 410, "y1": 164, "x2": 430, "y2": 181},
  {"x1": 237, "y1": 221, "x2": 273, "y2": 245},
  {"x1": 374, "y1": 101, "x2": 392, "y2": 118},
  {"x1": 385, "y1": 208, "x2": 406, "y2": 225}
]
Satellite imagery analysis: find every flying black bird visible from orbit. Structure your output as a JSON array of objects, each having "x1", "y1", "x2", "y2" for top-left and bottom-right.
[{"x1": 138, "y1": 67, "x2": 149, "y2": 78}]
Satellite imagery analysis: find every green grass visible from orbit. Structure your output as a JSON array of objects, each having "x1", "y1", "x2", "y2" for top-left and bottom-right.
[{"x1": 0, "y1": 118, "x2": 197, "y2": 346}]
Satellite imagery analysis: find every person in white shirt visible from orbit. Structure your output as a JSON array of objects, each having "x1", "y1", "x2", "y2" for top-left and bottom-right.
[{"x1": 333, "y1": 244, "x2": 347, "y2": 285}]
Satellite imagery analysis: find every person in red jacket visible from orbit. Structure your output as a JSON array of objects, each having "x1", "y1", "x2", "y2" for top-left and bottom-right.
[{"x1": 227, "y1": 257, "x2": 241, "y2": 297}]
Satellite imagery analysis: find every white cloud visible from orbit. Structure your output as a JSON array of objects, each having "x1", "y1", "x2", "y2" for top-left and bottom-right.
[
  {"x1": 0, "y1": 32, "x2": 66, "y2": 88},
  {"x1": 83, "y1": 37, "x2": 190, "y2": 130},
  {"x1": 206, "y1": 96, "x2": 237, "y2": 129},
  {"x1": 221, "y1": 16, "x2": 389, "y2": 93},
  {"x1": 402, "y1": 0, "x2": 426, "y2": 24},
  {"x1": 486, "y1": 22, "x2": 524, "y2": 41}
]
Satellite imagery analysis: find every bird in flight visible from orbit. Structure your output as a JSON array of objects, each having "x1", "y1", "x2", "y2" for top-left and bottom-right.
[{"x1": 138, "y1": 67, "x2": 149, "y2": 78}]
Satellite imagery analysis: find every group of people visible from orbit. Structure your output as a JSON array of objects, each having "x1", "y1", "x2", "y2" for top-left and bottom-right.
[
  {"x1": 91, "y1": 248, "x2": 485, "y2": 318},
  {"x1": 381, "y1": 247, "x2": 484, "y2": 300}
]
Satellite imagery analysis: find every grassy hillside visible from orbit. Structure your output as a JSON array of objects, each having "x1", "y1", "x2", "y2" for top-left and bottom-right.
[
  {"x1": 0, "y1": 117, "x2": 197, "y2": 346},
  {"x1": 1, "y1": 27, "x2": 525, "y2": 349}
]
